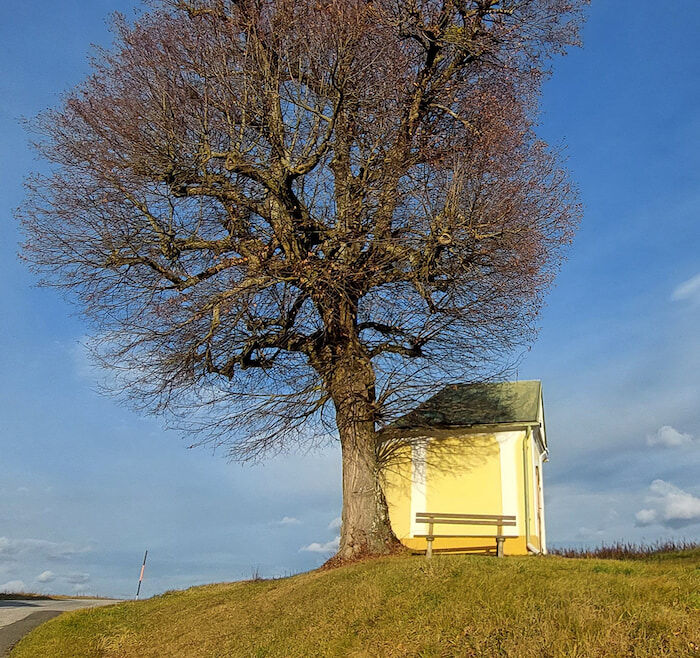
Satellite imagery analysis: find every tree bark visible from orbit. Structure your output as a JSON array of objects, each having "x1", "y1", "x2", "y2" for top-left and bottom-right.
[{"x1": 326, "y1": 349, "x2": 401, "y2": 561}]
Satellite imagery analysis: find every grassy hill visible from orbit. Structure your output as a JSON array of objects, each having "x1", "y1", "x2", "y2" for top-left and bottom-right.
[{"x1": 10, "y1": 549, "x2": 700, "y2": 657}]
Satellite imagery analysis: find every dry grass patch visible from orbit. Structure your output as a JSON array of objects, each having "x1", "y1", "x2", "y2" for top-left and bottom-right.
[{"x1": 549, "y1": 539, "x2": 699, "y2": 560}]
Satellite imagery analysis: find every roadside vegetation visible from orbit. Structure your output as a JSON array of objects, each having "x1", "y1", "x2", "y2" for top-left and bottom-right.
[
  {"x1": 549, "y1": 539, "x2": 699, "y2": 560},
  {"x1": 0, "y1": 593, "x2": 108, "y2": 601},
  {"x1": 10, "y1": 548, "x2": 699, "y2": 657}
]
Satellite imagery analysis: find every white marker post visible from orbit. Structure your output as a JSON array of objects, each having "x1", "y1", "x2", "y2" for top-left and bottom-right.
[{"x1": 135, "y1": 549, "x2": 148, "y2": 600}]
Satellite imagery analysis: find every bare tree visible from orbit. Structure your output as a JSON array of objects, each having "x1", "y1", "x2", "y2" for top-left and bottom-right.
[{"x1": 19, "y1": 0, "x2": 585, "y2": 560}]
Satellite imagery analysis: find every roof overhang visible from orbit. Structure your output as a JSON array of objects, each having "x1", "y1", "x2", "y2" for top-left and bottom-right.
[{"x1": 379, "y1": 421, "x2": 542, "y2": 441}]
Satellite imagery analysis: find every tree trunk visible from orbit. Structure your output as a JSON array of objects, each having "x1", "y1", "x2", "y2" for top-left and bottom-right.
[
  {"x1": 335, "y1": 404, "x2": 399, "y2": 560},
  {"x1": 327, "y1": 351, "x2": 401, "y2": 562}
]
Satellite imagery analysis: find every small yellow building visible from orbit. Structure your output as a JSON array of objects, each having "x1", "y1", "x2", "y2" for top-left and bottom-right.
[{"x1": 382, "y1": 380, "x2": 548, "y2": 556}]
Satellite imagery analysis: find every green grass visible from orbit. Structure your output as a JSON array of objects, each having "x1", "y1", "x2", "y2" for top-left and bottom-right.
[{"x1": 10, "y1": 549, "x2": 700, "y2": 657}]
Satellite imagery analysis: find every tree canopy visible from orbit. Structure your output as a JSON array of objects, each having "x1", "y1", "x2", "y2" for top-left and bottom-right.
[{"x1": 20, "y1": 0, "x2": 585, "y2": 559}]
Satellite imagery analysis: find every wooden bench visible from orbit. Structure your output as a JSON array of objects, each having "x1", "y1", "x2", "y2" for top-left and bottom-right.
[{"x1": 415, "y1": 512, "x2": 517, "y2": 558}]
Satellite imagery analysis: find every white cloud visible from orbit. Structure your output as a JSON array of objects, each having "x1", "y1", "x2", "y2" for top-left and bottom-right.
[
  {"x1": 671, "y1": 273, "x2": 700, "y2": 302},
  {"x1": 635, "y1": 480, "x2": 700, "y2": 528},
  {"x1": 328, "y1": 517, "x2": 342, "y2": 530},
  {"x1": 32, "y1": 570, "x2": 89, "y2": 585},
  {"x1": 0, "y1": 580, "x2": 27, "y2": 593},
  {"x1": 300, "y1": 536, "x2": 340, "y2": 553},
  {"x1": 277, "y1": 516, "x2": 301, "y2": 525},
  {"x1": 575, "y1": 526, "x2": 605, "y2": 539},
  {"x1": 0, "y1": 537, "x2": 92, "y2": 562},
  {"x1": 634, "y1": 508, "x2": 657, "y2": 525},
  {"x1": 646, "y1": 425, "x2": 694, "y2": 447}
]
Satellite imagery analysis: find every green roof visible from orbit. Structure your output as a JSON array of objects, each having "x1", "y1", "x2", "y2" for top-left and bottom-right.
[{"x1": 392, "y1": 380, "x2": 542, "y2": 429}]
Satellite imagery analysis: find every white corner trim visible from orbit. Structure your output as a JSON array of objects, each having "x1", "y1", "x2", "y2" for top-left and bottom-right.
[
  {"x1": 532, "y1": 436, "x2": 543, "y2": 537},
  {"x1": 495, "y1": 431, "x2": 522, "y2": 534},
  {"x1": 410, "y1": 438, "x2": 428, "y2": 537},
  {"x1": 538, "y1": 451, "x2": 548, "y2": 553}
]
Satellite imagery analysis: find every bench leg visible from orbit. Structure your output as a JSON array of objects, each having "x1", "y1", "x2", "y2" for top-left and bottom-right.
[
  {"x1": 426, "y1": 537, "x2": 433, "y2": 559},
  {"x1": 496, "y1": 537, "x2": 505, "y2": 558}
]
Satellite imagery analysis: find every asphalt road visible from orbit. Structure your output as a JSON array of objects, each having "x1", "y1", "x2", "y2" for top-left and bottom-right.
[{"x1": 0, "y1": 597, "x2": 122, "y2": 655}]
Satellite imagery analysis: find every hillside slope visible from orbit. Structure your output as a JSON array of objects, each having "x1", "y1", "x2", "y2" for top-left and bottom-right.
[{"x1": 10, "y1": 550, "x2": 700, "y2": 657}]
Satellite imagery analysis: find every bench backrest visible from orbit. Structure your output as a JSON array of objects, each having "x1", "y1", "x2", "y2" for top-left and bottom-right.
[{"x1": 415, "y1": 512, "x2": 516, "y2": 528}]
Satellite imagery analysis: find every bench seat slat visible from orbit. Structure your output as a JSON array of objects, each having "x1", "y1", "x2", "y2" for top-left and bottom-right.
[
  {"x1": 414, "y1": 534, "x2": 517, "y2": 539},
  {"x1": 416, "y1": 512, "x2": 516, "y2": 521},
  {"x1": 415, "y1": 518, "x2": 516, "y2": 526}
]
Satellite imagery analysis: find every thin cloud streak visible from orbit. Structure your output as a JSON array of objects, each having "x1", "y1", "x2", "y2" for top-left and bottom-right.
[
  {"x1": 671, "y1": 273, "x2": 700, "y2": 302},
  {"x1": 0, "y1": 537, "x2": 92, "y2": 562}
]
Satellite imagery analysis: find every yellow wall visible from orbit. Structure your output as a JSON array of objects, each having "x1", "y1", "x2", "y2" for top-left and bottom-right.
[
  {"x1": 382, "y1": 429, "x2": 544, "y2": 556},
  {"x1": 426, "y1": 434, "x2": 502, "y2": 519},
  {"x1": 382, "y1": 443, "x2": 412, "y2": 540}
]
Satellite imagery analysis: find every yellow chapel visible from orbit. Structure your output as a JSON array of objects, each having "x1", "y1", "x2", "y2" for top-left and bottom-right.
[{"x1": 382, "y1": 380, "x2": 548, "y2": 556}]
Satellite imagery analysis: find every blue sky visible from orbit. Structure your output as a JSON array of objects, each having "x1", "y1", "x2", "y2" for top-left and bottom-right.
[{"x1": 1, "y1": 0, "x2": 699, "y2": 598}]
